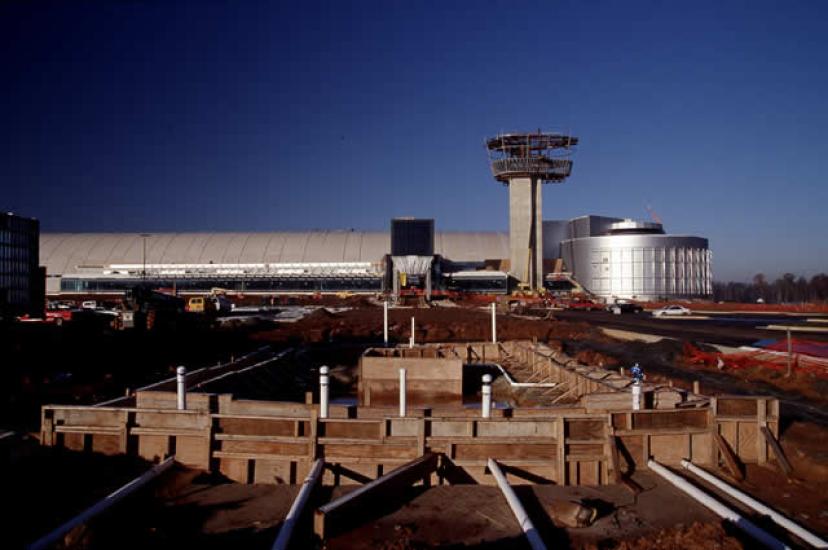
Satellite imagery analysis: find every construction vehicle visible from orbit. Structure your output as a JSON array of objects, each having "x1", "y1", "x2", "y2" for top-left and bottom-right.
[
  {"x1": 184, "y1": 289, "x2": 233, "y2": 316},
  {"x1": 186, "y1": 296, "x2": 207, "y2": 313},
  {"x1": 116, "y1": 285, "x2": 185, "y2": 330}
]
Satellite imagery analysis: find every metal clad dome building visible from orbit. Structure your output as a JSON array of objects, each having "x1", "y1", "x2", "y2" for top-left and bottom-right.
[{"x1": 40, "y1": 231, "x2": 511, "y2": 294}]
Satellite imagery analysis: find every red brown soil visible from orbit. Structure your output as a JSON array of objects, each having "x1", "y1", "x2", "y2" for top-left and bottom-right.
[
  {"x1": 251, "y1": 305, "x2": 602, "y2": 346},
  {"x1": 589, "y1": 522, "x2": 743, "y2": 550}
]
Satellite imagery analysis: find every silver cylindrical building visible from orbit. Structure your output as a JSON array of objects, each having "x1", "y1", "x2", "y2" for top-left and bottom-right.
[{"x1": 557, "y1": 218, "x2": 711, "y2": 301}]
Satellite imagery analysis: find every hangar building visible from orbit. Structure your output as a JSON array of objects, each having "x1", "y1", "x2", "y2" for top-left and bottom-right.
[{"x1": 41, "y1": 214, "x2": 710, "y2": 302}]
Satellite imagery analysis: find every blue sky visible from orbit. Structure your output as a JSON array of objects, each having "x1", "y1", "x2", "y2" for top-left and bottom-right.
[{"x1": 1, "y1": 1, "x2": 826, "y2": 281}]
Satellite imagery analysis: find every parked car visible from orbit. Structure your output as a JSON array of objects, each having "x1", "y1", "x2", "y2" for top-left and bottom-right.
[
  {"x1": 652, "y1": 304, "x2": 692, "y2": 317},
  {"x1": 45, "y1": 309, "x2": 74, "y2": 325},
  {"x1": 567, "y1": 297, "x2": 601, "y2": 311},
  {"x1": 81, "y1": 300, "x2": 98, "y2": 310},
  {"x1": 606, "y1": 299, "x2": 644, "y2": 314}
]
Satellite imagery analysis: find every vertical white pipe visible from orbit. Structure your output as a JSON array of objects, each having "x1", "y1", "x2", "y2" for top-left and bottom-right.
[
  {"x1": 681, "y1": 459, "x2": 827, "y2": 548},
  {"x1": 409, "y1": 316, "x2": 415, "y2": 348},
  {"x1": 383, "y1": 300, "x2": 389, "y2": 346},
  {"x1": 491, "y1": 302, "x2": 497, "y2": 343},
  {"x1": 176, "y1": 366, "x2": 187, "y2": 410},
  {"x1": 399, "y1": 368, "x2": 407, "y2": 417},
  {"x1": 786, "y1": 328, "x2": 792, "y2": 377},
  {"x1": 488, "y1": 458, "x2": 547, "y2": 550},
  {"x1": 482, "y1": 374, "x2": 492, "y2": 418},
  {"x1": 648, "y1": 459, "x2": 788, "y2": 550},
  {"x1": 631, "y1": 381, "x2": 641, "y2": 411},
  {"x1": 319, "y1": 366, "x2": 329, "y2": 419}
]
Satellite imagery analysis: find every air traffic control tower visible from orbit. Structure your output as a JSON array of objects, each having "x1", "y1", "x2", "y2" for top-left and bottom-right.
[{"x1": 486, "y1": 131, "x2": 578, "y2": 291}]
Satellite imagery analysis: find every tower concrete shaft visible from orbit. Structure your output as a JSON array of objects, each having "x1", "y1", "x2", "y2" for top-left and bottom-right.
[{"x1": 508, "y1": 177, "x2": 543, "y2": 290}]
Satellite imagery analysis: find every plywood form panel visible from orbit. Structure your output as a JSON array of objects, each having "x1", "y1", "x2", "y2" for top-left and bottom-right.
[
  {"x1": 176, "y1": 435, "x2": 210, "y2": 469},
  {"x1": 389, "y1": 418, "x2": 420, "y2": 437},
  {"x1": 63, "y1": 433, "x2": 85, "y2": 452},
  {"x1": 719, "y1": 421, "x2": 738, "y2": 453},
  {"x1": 138, "y1": 434, "x2": 169, "y2": 462},
  {"x1": 567, "y1": 419, "x2": 606, "y2": 440},
  {"x1": 253, "y1": 459, "x2": 294, "y2": 484},
  {"x1": 216, "y1": 417, "x2": 300, "y2": 437},
  {"x1": 221, "y1": 440, "x2": 308, "y2": 456},
  {"x1": 716, "y1": 398, "x2": 758, "y2": 417},
  {"x1": 476, "y1": 420, "x2": 556, "y2": 438},
  {"x1": 631, "y1": 410, "x2": 707, "y2": 430},
  {"x1": 219, "y1": 458, "x2": 249, "y2": 483},
  {"x1": 323, "y1": 443, "x2": 419, "y2": 460},
  {"x1": 453, "y1": 443, "x2": 557, "y2": 461},
  {"x1": 54, "y1": 408, "x2": 124, "y2": 427},
  {"x1": 737, "y1": 422, "x2": 758, "y2": 462},
  {"x1": 690, "y1": 433, "x2": 712, "y2": 464},
  {"x1": 322, "y1": 421, "x2": 382, "y2": 440},
  {"x1": 136, "y1": 391, "x2": 212, "y2": 411},
  {"x1": 649, "y1": 434, "x2": 689, "y2": 464},
  {"x1": 135, "y1": 411, "x2": 210, "y2": 430},
  {"x1": 91, "y1": 434, "x2": 122, "y2": 456},
  {"x1": 360, "y1": 357, "x2": 463, "y2": 380},
  {"x1": 430, "y1": 420, "x2": 473, "y2": 438},
  {"x1": 220, "y1": 398, "x2": 311, "y2": 418}
]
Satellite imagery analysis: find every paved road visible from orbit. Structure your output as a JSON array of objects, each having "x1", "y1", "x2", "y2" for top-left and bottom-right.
[{"x1": 554, "y1": 310, "x2": 828, "y2": 347}]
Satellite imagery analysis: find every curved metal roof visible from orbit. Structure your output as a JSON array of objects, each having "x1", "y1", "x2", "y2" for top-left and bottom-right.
[{"x1": 40, "y1": 231, "x2": 511, "y2": 275}]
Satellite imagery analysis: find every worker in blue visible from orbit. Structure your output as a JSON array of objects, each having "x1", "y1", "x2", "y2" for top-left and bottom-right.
[{"x1": 630, "y1": 363, "x2": 644, "y2": 383}]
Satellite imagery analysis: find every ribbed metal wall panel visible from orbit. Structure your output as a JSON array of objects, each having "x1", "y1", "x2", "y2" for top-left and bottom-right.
[{"x1": 40, "y1": 231, "x2": 511, "y2": 276}]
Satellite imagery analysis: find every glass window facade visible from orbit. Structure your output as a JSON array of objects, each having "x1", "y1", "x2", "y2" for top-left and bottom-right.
[
  {"x1": 60, "y1": 275, "x2": 383, "y2": 294},
  {"x1": 0, "y1": 213, "x2": 40, "y2": 317}
]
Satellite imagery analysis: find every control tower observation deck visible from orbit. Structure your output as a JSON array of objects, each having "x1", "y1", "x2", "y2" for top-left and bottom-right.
[{"x1": 486, "y1": 131, "x2": 578, "y2": 290}]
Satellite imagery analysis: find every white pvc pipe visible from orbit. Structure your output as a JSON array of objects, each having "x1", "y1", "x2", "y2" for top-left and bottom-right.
[
  {"x1": 399, "y1": 368, "x2": 407, "y2": 418},
  {"x1": 383, "y1": 300, "x2": 389, "y2": 345},
  {"x1": 681, "y1": 459, "x2": 827, "y2": 548},
  {"x1": 410, "y1": 316, "x2": 415, "y2": 348},
  {"x1": 647, "y1": 459, "x2": 789, "y2": 550},
  {"x1": 319, "y1": 366, "x2": 330, "y2": 419},
  {"x1": 487, "y1": 458, "x2": 547, "y2": 550},
  {"x1": 632, "y1": 382, "x2": 641, "y2": 411},
  {"x1": 176, "y1": 366, "x2": 187, "y2": 410},
  {"x1": 481, "y1": 374, "x2": 492, "y2": 418},
  {"x1": 271, "y1": 459, "x2": 325, "y2": 550},
  {"x1": 28, "y1": 457, "x2": 175, "y2": 550},
  {"x1": 486, "y1": 363, "x2": 557, "y2": 388},
  {"x1": 491, "y1": 302, "x2": 497, "y2": 343}
]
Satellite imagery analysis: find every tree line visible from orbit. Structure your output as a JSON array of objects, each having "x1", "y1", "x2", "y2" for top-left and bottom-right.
[{"x1": 713, "y1": 273, "x2": 828, "y2": 303}]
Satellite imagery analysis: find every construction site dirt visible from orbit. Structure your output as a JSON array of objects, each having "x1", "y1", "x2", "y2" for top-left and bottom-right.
[
  {"x1": 5, "y1": 299, "x2": 828, "y2": 548},
  {"x1": 250, "y1": 304, "x2": 828, "y2": 422},
  {"x1": 7, "y1": 446, "x2": 825, "y2": 549}
]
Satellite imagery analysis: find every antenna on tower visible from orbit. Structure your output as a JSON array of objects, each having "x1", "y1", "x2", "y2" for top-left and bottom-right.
[{"x1": 646, "y1": 204, "x2": 663, "y2": 225}]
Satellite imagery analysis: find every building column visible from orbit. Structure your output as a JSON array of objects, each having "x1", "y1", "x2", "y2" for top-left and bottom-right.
[{"x1": 508, "y1": 177, "x2": 543, "y2": 290}]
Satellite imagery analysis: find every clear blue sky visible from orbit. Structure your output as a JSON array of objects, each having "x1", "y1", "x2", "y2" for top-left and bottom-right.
[{"x1": 2, "y1": 1, "x2": 826, "y2": 281}]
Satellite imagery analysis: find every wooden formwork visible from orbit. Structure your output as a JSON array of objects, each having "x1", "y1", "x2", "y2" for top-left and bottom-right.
[{"x1": 40, "y1": 391, "x2": 781, "y2": 487}]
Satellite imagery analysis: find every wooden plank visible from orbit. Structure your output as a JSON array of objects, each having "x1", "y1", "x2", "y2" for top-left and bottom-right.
[
  {"x1": 756, "y1": 400, "x2": 768, "y2": 465},
  {"x1": 714, "y1": 433, "x2": 744, "y2": 481},
  {"x1": 607, "y1": 436, "x2": 622, "y2": 484},
  {"x1": 314, "y1": 453, "x2": 438, "y2": 540},
  {"x1": 760, "y1": 426, "x2": 792, "y2": 478},
  {"x1": 453, "y1": 443, "x2": 558, "y2": 461}
]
